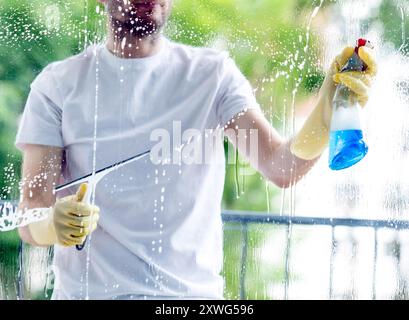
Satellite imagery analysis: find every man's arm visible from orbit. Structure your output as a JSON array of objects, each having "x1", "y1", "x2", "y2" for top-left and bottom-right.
[
  {"x1": 224, "y1": 46, "x2": 377, "y2": 188},
  {"x1": 224, "y1": 108, "x2": 319, "y2": 189},
  {"x1": 18, "y1": 144, "x2": 63, "y2": 246}
]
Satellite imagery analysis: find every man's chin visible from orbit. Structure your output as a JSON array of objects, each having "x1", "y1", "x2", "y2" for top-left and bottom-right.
[{"x1": 112, "y1": 18, "x2": 161, "y2": 38}]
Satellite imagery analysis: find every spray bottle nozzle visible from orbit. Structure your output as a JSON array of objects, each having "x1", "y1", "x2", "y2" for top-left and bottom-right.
[
  {"x1": 341, "y1": 38, "x2": 373, "y2": 73},
  {"x1": 356, "y1": 38, "x2": 374, "y2": 50}
]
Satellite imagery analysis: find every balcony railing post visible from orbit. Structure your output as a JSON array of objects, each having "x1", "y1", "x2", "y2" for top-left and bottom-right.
[
  {"x1": 16, "y1": 241, "x2": 24, "y2": 300},
  {"x1": 239, "y1": 222, "x2": 248, "y2": 300},
  {"x1": 284, "y1": 221, "x2": 293, "y2": 300},
  {"x1": 372, "y1": 228, "x2": 378, "y2": 300},
  {"x1": 329, "y1": 225, "x2": 336, "y2": 299}
]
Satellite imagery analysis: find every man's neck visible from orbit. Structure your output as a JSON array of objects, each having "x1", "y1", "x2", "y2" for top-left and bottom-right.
[{"x1": 106, "y1": 32, "x2": 163, "y2": 59}]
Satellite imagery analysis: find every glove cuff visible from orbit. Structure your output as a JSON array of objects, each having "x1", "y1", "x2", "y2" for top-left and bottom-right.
[
  {"x1": 290, "y1": 98, "x2": 331, "y2": 160},
  {"x1": 27, "y1": 207, "x2": 58, "y2": 246}
]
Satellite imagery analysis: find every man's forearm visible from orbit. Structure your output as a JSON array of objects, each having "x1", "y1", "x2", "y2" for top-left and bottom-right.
[
  {"x1": 225, "y1": 108, "x2": 321, "y2": 188},
  {"x1": 265, "y1": 139, "x2": 320, "y2": 188}
]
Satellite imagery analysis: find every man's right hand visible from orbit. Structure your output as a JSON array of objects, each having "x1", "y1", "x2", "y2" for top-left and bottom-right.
[{"x1": 28, "y1": 183, "x2": 100, "y2": 247}]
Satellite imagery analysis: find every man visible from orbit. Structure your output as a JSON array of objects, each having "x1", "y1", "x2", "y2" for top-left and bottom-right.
[{"x1": 16, "y1": 0, "x2": 376, "y2": 299}]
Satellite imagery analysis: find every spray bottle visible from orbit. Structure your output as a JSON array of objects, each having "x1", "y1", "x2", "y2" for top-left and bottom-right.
[{"x1": 328, "y1": 38, "x2": 374, "y2": 170}]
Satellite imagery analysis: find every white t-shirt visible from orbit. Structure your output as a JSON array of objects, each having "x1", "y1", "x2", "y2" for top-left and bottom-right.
[{"x1": 15, "y1": 36, "x2": 260, "y2": 299}]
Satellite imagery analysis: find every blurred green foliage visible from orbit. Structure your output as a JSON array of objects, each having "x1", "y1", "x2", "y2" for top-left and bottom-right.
[{"x1": 377, "y1": 0, "x2": 409, "y2": 53}]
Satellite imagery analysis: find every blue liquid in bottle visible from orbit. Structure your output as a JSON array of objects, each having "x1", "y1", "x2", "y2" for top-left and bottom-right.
[{"x1": 328, "y1": 129, "x2": 368, "y2": 170}]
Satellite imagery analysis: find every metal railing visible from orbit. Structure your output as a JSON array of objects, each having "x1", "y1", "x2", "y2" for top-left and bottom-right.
[
  {"x1": 3, "y1": 201, "x2": 409, "y2": 299},
  {"x1": 221, "y1": 210, "x2": 409, "y2": 300}
]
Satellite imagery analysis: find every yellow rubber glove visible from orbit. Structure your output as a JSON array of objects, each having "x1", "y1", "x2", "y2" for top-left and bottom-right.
[
  {"x1": 290, "y1": 46, "x2": 377, "y2": 160},
  {"x1": 28, "y1": 183, "x2": 100, "y2": 247}
]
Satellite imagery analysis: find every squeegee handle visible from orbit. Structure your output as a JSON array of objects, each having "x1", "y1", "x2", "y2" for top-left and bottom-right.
[{"x1": 76, "y1": 184, "x2": 93, "y2": 251}]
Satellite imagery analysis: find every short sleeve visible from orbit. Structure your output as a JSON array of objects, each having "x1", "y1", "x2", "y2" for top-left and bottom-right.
[
  {"x1": 15, "y1": 65, "x2": 64, "y2": 151},
  {"x1": 215, "y1": 53, "x2": 261, "y2": 126}
]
